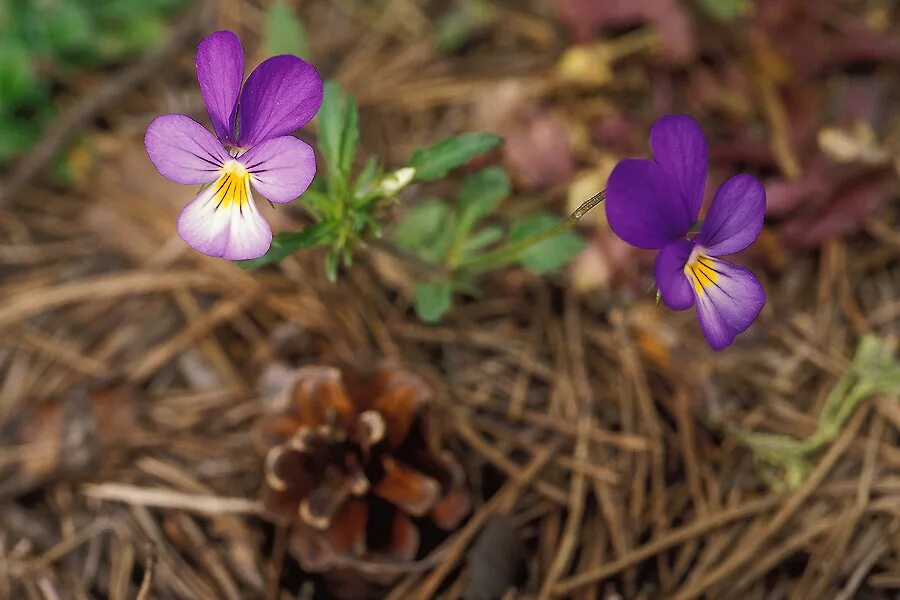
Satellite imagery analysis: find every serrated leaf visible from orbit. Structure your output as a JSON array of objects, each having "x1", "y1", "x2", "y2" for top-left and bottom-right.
[
  {"x1": 509, "y1": 215, "x2": 585, "y2": 274},
  {"x1": 414, "y1": 281, "x2": 453, "y2": 323},
  {"x1": 408, "y1": 133, "x2": 501, "y2": 182},
  {"x1": 264, "y1": 1, "x2": 310, "y2": 58},
  {"x1": 395, "y1": 199, "x2": 456, "y2": 263},
  {"x1": 237, "y1": 221, "x2": 336, "y2": 270}
]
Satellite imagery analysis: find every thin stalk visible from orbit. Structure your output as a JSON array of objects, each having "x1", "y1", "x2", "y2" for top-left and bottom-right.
[{"x1": 455, "y1": 189, "x2": 605, "y2": 276}]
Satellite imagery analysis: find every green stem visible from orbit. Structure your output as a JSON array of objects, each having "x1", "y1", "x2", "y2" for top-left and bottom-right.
[{"x1": 455, "y1": 189, "x2": 605, "y2": 276}]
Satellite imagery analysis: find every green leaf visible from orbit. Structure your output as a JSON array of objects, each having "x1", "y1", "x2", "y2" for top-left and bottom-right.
[
  {"x1": 318, "y1": 81, "x2": 344, "y2": 169},
  {"x1": 458, "y1": 167, "x2": 509, "y2": 224},
  {"x1": 339, "y1": 92, "x2": 359, "y2": 176},
  {"x1": 394, "y1": 199, "x2": 456, "y2": 263},
  {"x1": 461, "y1": 225, "x2": 503, "y2": 257},
  {"x1": 352, "y1": 156, "x2": 381, "y2": 205},
  {"x1": 414, "y1": 281, "x2": 453, "y2": 323},
  {"x1": 301, "y1": 188, "x2": 339, "y2": 219},
  {"x1": 325, "y1": 247, "x2": 340, "y2": 282},
  {"x1": 435, "y1": 0, "x2": 497, "y2": 53},
  {"x1": 696, "y1": 0, "x2": 750, "y2": 21},
  {"x1": 264, "y1": 0, "x2": 310, "y2": 58},
  {"x1": 509, "y1": 215, "x2": 585, "y2": 274},
  {"x1": 447, "y1": 168, "x2": 509, "y2": 265},
  {"x1": 318, "y1": 81, "x2": 359, "y2": 180},
  {"x1": 738, "y1": 335, "x2": 900, "y2": 490},
  {"x1": 237, "y1": 221, "x2": 336, "y2": 270},
  {"x1": 408, "y1": 133, "x2": 501, "y2": 182}
]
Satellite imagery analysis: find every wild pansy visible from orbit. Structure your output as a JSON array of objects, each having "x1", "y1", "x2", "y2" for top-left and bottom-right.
[
  {"x1": 145, "y1": 31, "x2": 323, "y2": 260},
  {"x1": 605, "y1": 115, "x2": 766, "y2": 350}
]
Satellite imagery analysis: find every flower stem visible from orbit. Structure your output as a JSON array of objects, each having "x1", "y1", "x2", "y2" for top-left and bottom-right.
[{"x1": 456, "y1": 189, "x2": 605, "y2": 276}]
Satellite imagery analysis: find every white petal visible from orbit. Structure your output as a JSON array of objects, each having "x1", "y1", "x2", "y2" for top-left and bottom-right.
[{"x1": 176, "y1": 164, "x2": 272, "y2": 260}]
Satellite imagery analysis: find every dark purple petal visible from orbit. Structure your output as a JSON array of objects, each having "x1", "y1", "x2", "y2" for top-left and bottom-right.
[
  {"x1": 239, "y1": 136, "x2": 316, "y2": 203},
  {"x1": 654, "y1": 240, "x2": 695, "y2": 310},
  {"x1": 144, "y1": 114, "x2": 229, "y2": 184},
  {"x1": 177, "y1": 178, "x2": 272, "y2": 260},
  {"x1": 196, "y1": 31, "x2": 244, "y2": 143},
  {"x1": 688, "y1": 256, "x2": 765, "y2": 351},
  {"x1": 649, "y1": 114, "x2": 707, "y2": 223},
  {"x1": 237, "y1": 55, "x2": 323, "y2": 147},
  {"x1": 696, "y1": 174, "x2": 766, "y2": 256},
  {"x1": 605, "y1": 159, "x2": 694, "y2": 249}
]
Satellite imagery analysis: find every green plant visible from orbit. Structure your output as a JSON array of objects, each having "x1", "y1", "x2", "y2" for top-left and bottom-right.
[
  {"x1": 738, "y1": 336, "x2": 900, "y2": 489},
  {"x1": 240, "y1": 80, "x2": 585, "y2": 323},
  {"x1": 394, "y1": 167, "x2": 584, "y2": 322},
  {"x1": 0, "y1": 0, "x2": 186, "y2": 163}
]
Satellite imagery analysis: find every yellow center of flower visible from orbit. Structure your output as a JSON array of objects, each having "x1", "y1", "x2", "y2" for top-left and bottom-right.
[
  {"x1": 685, "y1": 251, "x2": 719, "y2": 295},
  {"x1": 210, "y1": 160, "x2": 251, "y2": 211}
]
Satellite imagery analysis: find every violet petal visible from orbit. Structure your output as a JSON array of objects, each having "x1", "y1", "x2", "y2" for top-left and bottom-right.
[
  {"x1": 654, "y1": 240, "x2": 695, "y2": 310},
  {"x1": 606, "y1": 158, "x2": 694, "y2": 249},
  {"x1": 196, "y1": 30, "x2": 244, "y2": 143},
  {"x1": 240, "y1": 136, "x2": 316, "y2": 203},
  {"x1": 144, "y1": 114, "x2": 230, "y2": 185},
  {"x1": 237, "y1": 55, "x2": 323, "y2": 148},
  {"x1": 688, "y1": 256, "x2": 765, "y2": 351},
  {"x1": 696, "y1": 174, "x2": 766, "y2": 256},
  {"x1": 649, "y1": 114, "x2": 707, "y2": 224}
]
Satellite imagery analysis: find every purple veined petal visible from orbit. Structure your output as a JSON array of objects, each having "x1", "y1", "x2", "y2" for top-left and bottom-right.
[
  {"x1": 606, "y1": 159, "x2": 695, "y2": 249},
  {"x1": 237, "y1": 55, "x2": 323, "y2": 148},
  {"x1": 196, "y1": 30, "x2": 244, "y2": 143},
  {"x1": 686, "y1": 255, "x2": 766, "y2": 351},
  {"x1": 177, "y1": 164, "x2": 272, "y2": 260},
  {"x1": 654, "y1": 240, "x2": 695, "y2": 310},
  {"x1": 649, "y1": 114, "x2": 708, "y2": 224},
  {"x1": 239, "y1": 136, "x2": 316, "y2": 203},
  {"x1": 145, "y1": 114, "x2": 231, "y2": 185},
  {"x1": 695, "y1": 174, "x2": 766, "y2": 256}
]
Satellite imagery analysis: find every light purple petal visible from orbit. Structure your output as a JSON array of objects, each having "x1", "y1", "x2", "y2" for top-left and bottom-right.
[
  {"x1": 650, "y1": 114, "x2": 707, "y2": 224},
  {"x1": 237, "y1": 55, "x2": 323, "y2": 147},
  {"x1": 695, "y1": 174, "x2": 766, "y2": 256},
  {"x1": 689, "y1": 256, "x2": 766, "y2": 351},
  {"x1": 606, "y1": 159, "x2": 695, "y2": 249},
  {"x1": 177, "y1": 179, "x2": 272, "y2": 260},
  {"x1": 196, "y1": 30, "x2": 244, "y2": 143},
  {"x1": 654, "y1": 240, "x2": 695, "y2": 310},
  {"x1": 145, "y1": 114, "x2": 230, "y2": 185},
  {"x1": 239, "y1": 136, "x2": 316, "y2": 203}
]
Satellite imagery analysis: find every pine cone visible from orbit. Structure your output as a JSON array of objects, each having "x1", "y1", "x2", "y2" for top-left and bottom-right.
[{"x1": 260, "y1": 364, "x2": 470, "y2": 585}]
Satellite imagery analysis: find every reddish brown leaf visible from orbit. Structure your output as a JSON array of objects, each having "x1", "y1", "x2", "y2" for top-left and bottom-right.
[
  {"x1": 504, "y1": 110, "x2": 576, "y2": 190},
  {"x1": 779, "y1": 168, "x2": 895, "y2": 248}
]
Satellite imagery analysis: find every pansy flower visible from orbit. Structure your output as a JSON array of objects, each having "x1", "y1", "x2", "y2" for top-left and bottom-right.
[
  {"x1": 145, "y1": 31, "x2": 323, "y2": 260},
  {"x1": 606, "y1": 115, "x2": 766, "y2": 350}
]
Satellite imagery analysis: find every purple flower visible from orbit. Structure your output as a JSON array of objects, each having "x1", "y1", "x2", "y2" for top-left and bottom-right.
[
  {"x1": 606, "y1": 115, "x2": 766, "y2": 350},
  {"x1": 145, "y1": 31, "x2": 323, "y2": 260}
]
